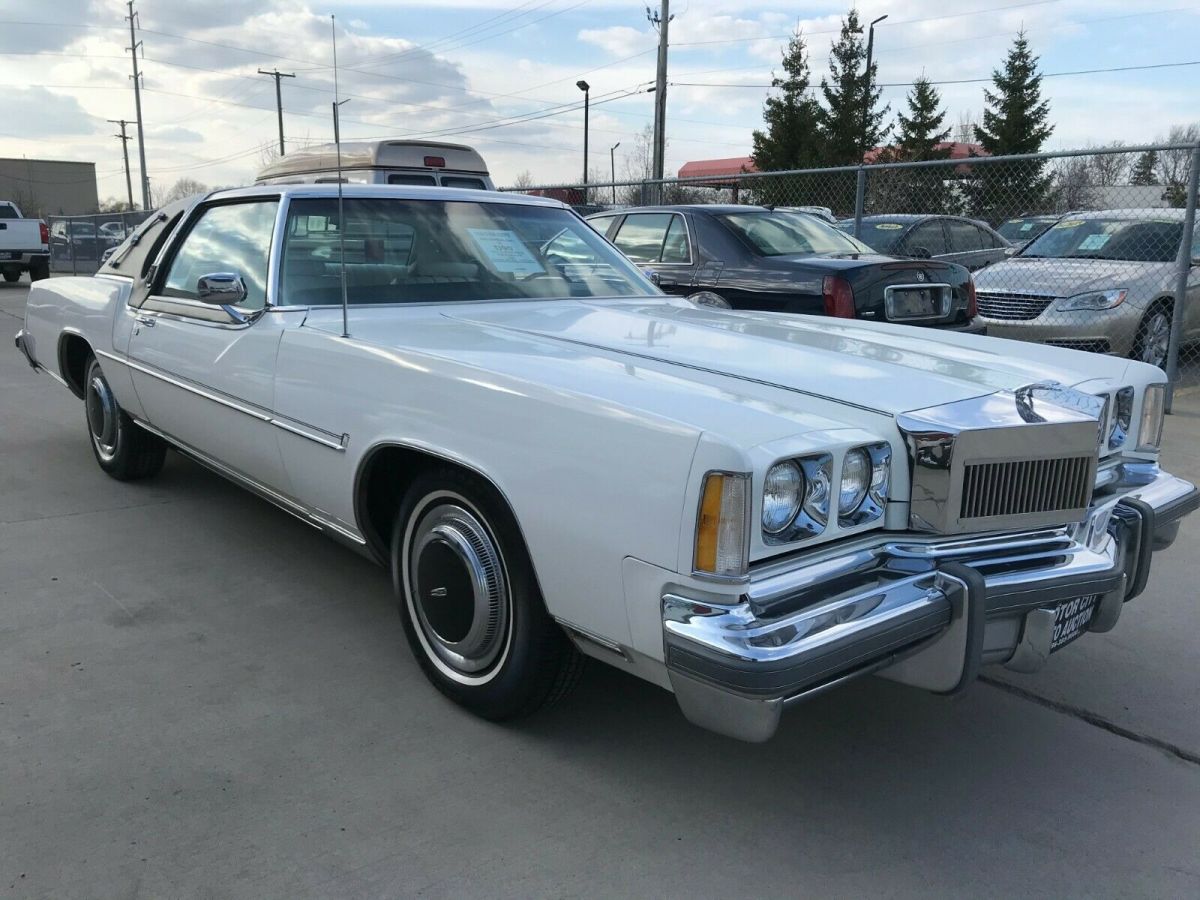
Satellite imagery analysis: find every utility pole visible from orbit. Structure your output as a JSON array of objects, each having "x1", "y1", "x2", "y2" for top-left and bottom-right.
[
  {"x1": 258, "y1": 68, "x2": 296, "y2": 156},
  {"x1": 610, "y1": 141, "x2": 620, "y2": 204},
  {"x1": 861, "y1": 14, "x2": 888, "y2": 160},
  {"x1": 648, "y1": 1, "x2": 672, "y2": 197},
  {"x1": 576, "y1": 80, "x2": 590, "y2": 203},
  {"x1": 125, "y1": 0, "x2": 150, "y2": 209},
  {"x1": 108, "y1": 119, "x2": 134, "y2": 209}
]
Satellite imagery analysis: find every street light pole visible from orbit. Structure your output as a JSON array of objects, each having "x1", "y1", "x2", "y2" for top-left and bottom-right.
[
  {"x1": 576, "y1": 80, "x2": 590, "y2": 204},
  {"x1": 862, "y1": 14, "x2": 888, "y2": 160},
  {"x1": 610, "y1": 141, "x2": 620, "y2": 204}
]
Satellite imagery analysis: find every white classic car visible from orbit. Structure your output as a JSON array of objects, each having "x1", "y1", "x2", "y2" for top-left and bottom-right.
[{"x1": 15, "y1": 185, "x2": 1199, "y2": 742}]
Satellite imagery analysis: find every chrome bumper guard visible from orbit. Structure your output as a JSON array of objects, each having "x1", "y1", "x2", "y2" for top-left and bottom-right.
[{"x1": 663, "y1": 468, "x2": 1198, "y2": 742}]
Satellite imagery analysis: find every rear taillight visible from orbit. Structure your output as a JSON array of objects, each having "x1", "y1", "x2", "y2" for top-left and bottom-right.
[
  {"x1": 822, "y1": 276, "x2": 855, "y2": 318},
  {"x1": 423, "y1": 155, "x2": 446, "y2": 168},
  {"x1": 966, "y1": 278, "x2": 978, "y2": 319},
  {"x1": 39, "y1": 221, "x2": 49, "y2": 244}
]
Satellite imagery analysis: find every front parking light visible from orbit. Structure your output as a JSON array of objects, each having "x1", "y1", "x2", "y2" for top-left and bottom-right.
[
  {"x1": 694, "y1": 472, "x2": 750, "y2": 578},
  {"x1": 1137, "y1": 384, "x2": 1166, "y2": 451}
]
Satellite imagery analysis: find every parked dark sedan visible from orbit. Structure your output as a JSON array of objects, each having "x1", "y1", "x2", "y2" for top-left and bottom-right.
[
  {"x1": 837, "y1": 214, "x2": 1010, "y2": 271},
  {"x1": 586, "y1": 205, "x2": 978, "y2": 330}
]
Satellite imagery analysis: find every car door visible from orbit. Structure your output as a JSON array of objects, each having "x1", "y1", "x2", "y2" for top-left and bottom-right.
[
  {"x1": 125, "y1": 197, "x2": 292, "y2": 491},
  {"x1": 611, "y1": 212, "x2": 698, "y2": 295}
]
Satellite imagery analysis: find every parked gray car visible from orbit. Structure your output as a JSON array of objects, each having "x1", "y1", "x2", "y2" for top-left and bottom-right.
[
  {"x1": 974, "y1": 209, "x2": 1200, "y2": 369},
  {"x1": 838, "y1": 214, "x2": 1011, "y2": 271}
]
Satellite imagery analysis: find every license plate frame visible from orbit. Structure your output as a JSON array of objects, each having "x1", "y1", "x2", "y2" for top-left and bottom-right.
[
  {"x1": 1050, "y1": 593, "x2": 1099, "y2": 652},
  {"x1": 884, "y1": 283, "x2": 952, "y2": 321}
]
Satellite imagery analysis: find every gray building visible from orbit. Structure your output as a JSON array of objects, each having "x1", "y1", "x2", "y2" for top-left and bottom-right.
[{"x1": 0, "y1": 157, "x2": 99, "y2": 218}]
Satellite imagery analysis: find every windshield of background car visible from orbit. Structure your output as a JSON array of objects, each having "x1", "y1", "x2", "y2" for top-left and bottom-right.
[
  {"x1": 997, "y1": 217, "x2": 1052, "y2": 241},
  {"x1": 719, "y1": 211, "x2": 872, "y2": 257},
  {"x1": 279, "y1": 197, "x2": 656, "y2": 305},
  {"x1": 1019, "y1": 217, "x2": 1183, "y2": 262},
  {"x1": 835, "y1": 219, "x2": 909, "y2": 252}
]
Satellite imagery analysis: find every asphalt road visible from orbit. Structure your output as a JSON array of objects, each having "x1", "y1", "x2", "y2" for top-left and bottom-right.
[{"x1": 2, "y1": 279, "x2": 1199, "y2": 899}]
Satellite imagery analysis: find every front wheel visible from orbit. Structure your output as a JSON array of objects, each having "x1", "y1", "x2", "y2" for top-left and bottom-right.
[
  {"x1": 391, "y1": 468, "x2": 582, "y2": 720},
  {"x1": 84, "y1": 356, "x2": 167, "y2": 480},
  {"x1": 1133, "y1": 305, "x2": 1172, "y2": 369}
]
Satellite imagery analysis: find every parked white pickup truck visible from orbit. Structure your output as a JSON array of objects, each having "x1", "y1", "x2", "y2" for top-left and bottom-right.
[{"x1": 0, "y1": 201, "x2": 50, "y2": 282}]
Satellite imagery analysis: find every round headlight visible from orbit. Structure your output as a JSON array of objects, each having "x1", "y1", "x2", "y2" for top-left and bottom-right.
[
  {"x1": 803, "y1": 462, "x2": 831, "y2": 520},
  {"x1": 839, "y1": 449, "x2": 870, "y2": 516},
  {"x1": 762, "y1": 461, "x2": 803, "y2": 534}
]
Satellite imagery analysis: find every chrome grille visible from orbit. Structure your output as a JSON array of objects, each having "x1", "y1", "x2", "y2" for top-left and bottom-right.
[
  {"x1": 976, "y1": 291, "x2": 1056, "y2": 320},
  {"x1": 960, "y1": 456, "x2": 1093, "y2": 521}
]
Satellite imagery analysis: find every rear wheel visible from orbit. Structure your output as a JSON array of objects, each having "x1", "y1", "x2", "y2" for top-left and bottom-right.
[
  {"x1": 1133, "y1": 304, "x2": 1172, "y2": 369},
  {"x1": 30, "y1": 261, "x2": 49, "y2": 282},
  {"x1": 84, "y1": 356, "x2": 167, "y2": 480},
  {"x1": 391, "y1": 467, "x2": 582, "y2": 720},
  {"x1": 2, "y1": 270, "x2": 19, "y2": 283}
]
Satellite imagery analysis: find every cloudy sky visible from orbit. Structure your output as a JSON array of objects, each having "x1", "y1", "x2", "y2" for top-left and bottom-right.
[{"x1": 3, "y1": 0, "x2": 1198, "y2": 204}]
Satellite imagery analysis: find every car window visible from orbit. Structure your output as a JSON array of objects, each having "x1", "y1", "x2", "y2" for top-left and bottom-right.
[
  {"x1": 387, "y1": 173, "x2": 437, "y2": 186},
  {"x1": 279, "y1": 197, "x2": 652, "y2": 306},
  {"x1": 440, "y1": 176, "x2": 488, "y2": 190},
  {"x1": 586, "y1": 214, "x2": 618, "y2": 237},
  {"x1": 722, "y1": 211, "x2": 871, "y2": 256},
  {"x1": 1020, "y1": 218, "x2": 1183, "y2": 262},
  {"x1": 978, "y1": 225, "x2": 1006, "y2": 249},
  {"x1": 161, "y1": 201, "x2": 279, "y2": 310},
  {"x1": 660, "y1": 215, "x2": 691, "y2": 263},
  {"x1": 839, "y1": 220, "x2": 907, "y2": 253},
  {"x1": 0, "y1": 204, "x2": 18, "y2": 219},
  {"x1": 612, "y1": 213, "x2": 674, "y2": 262},
  {"x1": 907, "y1": 221, "x2": 948, "y2": 256},
  {"x1": 946, "y1": 220, "x2": 983, "y2": 252}
]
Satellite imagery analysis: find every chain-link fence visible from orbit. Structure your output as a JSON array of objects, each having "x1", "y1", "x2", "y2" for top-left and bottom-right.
[
  {"x1": 47, "y1": 210, "x2": 154, "y2": 276},
  {"x1": 505, "y1": 143, "x2": 1200, "y2": 399}
]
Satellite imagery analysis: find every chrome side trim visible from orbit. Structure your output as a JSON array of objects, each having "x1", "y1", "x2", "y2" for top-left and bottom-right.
[
  {"x1": 114, "y1": 352, "x2": 348, "y2": 451},
  {"x1": 133, "y1": 418, "x2": 366, "y2": 545}
]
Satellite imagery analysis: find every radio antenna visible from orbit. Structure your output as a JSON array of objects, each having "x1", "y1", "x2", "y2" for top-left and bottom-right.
[{"x1": 331, "y1": 14, "x2": 350, "y2": 338}]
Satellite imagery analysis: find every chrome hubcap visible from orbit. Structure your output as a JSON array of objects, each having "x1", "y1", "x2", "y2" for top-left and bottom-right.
[
  {"x1": 1142, "y1": 313, "x2": 1171, "y2": 368},
  {"x1": 85, "y1": 373, "x2": 119, "y2": 462},
  {"x1": 409, "y1": 503, "x2": 509, "y2": 676}
]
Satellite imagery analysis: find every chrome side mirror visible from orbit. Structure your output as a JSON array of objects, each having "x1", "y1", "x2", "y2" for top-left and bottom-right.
[
  {"x1": 197, "y1": 272, "x2": 248, "y2": 304},
  {"x1": 196, "y1": 272, "x2": 250, "y2": 323}
]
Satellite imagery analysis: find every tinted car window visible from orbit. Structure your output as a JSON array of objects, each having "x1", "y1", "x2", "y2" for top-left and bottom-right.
[
  {"x1": 946, "y1": 220, "x2": 983, "y2": 251},
  {"x1": 907, "y1": 221, "x2": 948, "y2": 256},
  {"x1": 721, "y1": 212, "x2": 870, "y2": 256},
  {"x1": 613, "y1": 213, "x2": 673, "y2": 262},
  {"x1": 162, "y1": 201, "x2": 279, "y2": 309},
  {"x1": 661, "y1": 215, "x2": 690, "y2": 263},
  {"x1": 0, "y1": 204, "x2": 18, "y2": 219},
  {"x1": 840, "y1": 220, "x2": 906, "y2": 253},
  {"x1": 998, "y1": 217, "x2": 1051, "y2": 241},
  {"x1": 440, "y1": 176, "x2": 488, "y2": 190},
  {"x1": 586, "y1": 214, "x2": 618, "y2": 236},
  {"x1": 387, "y1": 174, "x2": 437, "y2": 186},
  {"x1": 1020, "y1": 218, "x2": 1183, "y2": 262}
]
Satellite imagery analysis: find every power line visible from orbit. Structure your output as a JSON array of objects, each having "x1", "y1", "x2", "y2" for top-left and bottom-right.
[{"x1": 671, "y1": 59, "x2": 1200, "y2": 89}]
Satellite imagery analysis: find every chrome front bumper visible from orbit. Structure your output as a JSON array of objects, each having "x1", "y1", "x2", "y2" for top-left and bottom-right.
[{"x1": 662, "y1": 468, "x2": 1199, "y2": 742}]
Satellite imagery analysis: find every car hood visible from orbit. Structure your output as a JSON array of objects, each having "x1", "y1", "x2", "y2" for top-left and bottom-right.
[
  {"x1": 974, "y1": 256, "x2": 1171, "y2": 297},
  {"x1": 431, "y1": 298, "x2": 1130, "y2": 416}
]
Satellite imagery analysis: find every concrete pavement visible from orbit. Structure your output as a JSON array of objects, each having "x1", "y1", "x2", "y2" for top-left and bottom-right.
[{"x1": 2, "y1": 279, "x2": 1198, "y2": 898}]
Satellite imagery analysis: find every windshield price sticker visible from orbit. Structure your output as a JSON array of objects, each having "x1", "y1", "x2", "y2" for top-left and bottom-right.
[
  {"x1": 1053, "y1": 219, "x2": 1085, "y2": 229},
  {"x1": 874, "y1": 223, "x2": 904, "y2": 230},
  {"x1": 467, "y1": 228, "x2": 543, "y2": 276},
  {"x1": 1078, "y1": 233, "x2": 1111, "y2": 251}
]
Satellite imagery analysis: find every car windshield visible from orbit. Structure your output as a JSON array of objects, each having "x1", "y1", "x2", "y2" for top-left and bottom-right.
[
  {"x1": 997, "y1": 217, "x2": 1052, "y2": 241},
  {"x1": 1018, "y1": 217, "x2": 1183, "y2": 262},
  {"x1": 280, "y1": 197, "x2": 655, "y2": 306},
  {"x1": 719, "y1": 211, "x2": 872, "y2": 257},
  {"x1": 835, "y1": 219, "x2": 909, "y2": 253}
]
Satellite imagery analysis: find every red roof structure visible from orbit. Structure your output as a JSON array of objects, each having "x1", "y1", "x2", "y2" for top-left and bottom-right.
[{"x1": 677, "y1": 156, "x2": 758, "y2": 182}]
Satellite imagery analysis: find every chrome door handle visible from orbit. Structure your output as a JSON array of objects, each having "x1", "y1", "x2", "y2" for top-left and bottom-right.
[{"x1": 135, "y1": 315, "x2": 155, "y2": 327}]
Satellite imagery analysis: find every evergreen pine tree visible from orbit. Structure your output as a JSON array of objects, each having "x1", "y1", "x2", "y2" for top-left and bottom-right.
[
  {"x1": 969, "y1": 31, "x2": 1054, "y2": 220},
  {"x1": 1130, "y1": 150, "x2": 1159, "y2": 185},
  {"x1": 881, "y1": 77, "x2": 953, "y2": 213},
  {"x1": 818, "y1": 9, "x2": 889, "y2": 166},
  {"x1": 750, "y1": 31, "x2": 824, "y2": 173},
  {"x1": 894, "y1": 78, "x2": 952, "y2": 161}
]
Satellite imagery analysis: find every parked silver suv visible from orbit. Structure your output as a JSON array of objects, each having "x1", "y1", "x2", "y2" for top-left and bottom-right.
[{"x1": 974, "y1": 209, "x2": 1200, "y2": 369}]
